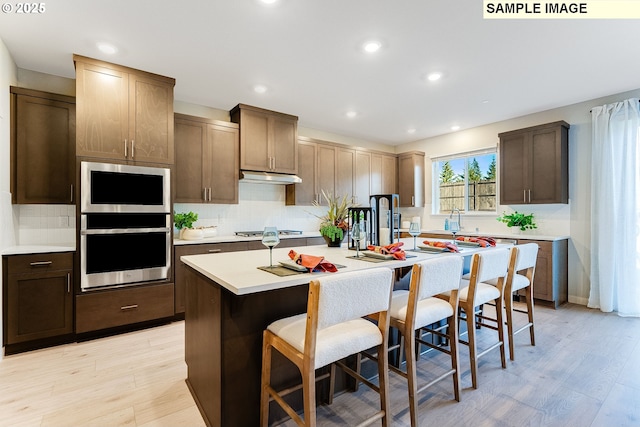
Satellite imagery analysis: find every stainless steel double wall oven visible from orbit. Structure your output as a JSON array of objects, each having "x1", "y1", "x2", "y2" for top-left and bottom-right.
[{"x1": 80, "y1": 161, "x2": 171, "y2": 291}]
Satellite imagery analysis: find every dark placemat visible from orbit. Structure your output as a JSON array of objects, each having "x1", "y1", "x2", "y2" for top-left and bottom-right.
[
  {"x1": 258, "y1": 265, "x2": 304, "y2": 276},
  {"x1": 258, "y1": 263, "x2": 347, "y2": 277},
  {"x1": 346, "y1": 255, "x2": 387, "y2": 263}
]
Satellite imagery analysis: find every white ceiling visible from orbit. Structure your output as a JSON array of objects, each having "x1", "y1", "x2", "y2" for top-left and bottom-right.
[{"x1": 1, "y1": 1, "x2": 639, "y2": 145}]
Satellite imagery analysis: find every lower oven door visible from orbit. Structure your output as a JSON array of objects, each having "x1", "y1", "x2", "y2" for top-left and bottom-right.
[{"x1": 80, "y1": 215, "x2": 171, "y2": 291}]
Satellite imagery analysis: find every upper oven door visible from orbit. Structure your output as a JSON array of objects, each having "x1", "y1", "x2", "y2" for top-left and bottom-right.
[{"x1": 81, "y1": 161, "x2": 171, "y2": 213}]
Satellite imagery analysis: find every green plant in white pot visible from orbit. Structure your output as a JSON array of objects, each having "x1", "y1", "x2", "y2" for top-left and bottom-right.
[
  {"x1": 497, "y1": 211, "x2": 537, "y2": 231},
  {"x1": 174, "y1": 211, "x2": 202, "y2": 240}
]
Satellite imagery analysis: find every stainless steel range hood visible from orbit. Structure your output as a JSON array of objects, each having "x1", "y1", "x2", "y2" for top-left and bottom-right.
[{"x1": 239, "y1": 171, "x2": 302, "y2": 185}]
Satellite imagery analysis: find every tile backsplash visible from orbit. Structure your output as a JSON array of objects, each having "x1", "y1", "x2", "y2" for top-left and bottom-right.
[{"x1": 14, "y1": 204, "x2": 76, "y2": 245}]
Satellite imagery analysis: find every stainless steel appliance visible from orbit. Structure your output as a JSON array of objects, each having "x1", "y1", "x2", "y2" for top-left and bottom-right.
[{"x1": 80, "y1": 161, "x2": 171, "y2": 291}]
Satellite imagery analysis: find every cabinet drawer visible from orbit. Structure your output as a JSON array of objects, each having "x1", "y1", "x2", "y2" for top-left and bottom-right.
[
  {"x1": 6, "y1": 252, "x2": 73, "y2": 274},
  {"x1": 76, "y1": 283, "x2": 174, "y2": 333}
]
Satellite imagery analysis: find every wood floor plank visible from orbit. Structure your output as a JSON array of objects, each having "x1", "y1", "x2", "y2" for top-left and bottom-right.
[{"x1": 0, "y1": 303, "x2": 639, "y2": 427}]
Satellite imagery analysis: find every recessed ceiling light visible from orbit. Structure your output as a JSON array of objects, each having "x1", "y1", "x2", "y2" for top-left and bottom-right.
[
  {"x1": 97, "y1": 42, "x2": 118, "y2": 55},
  {"x1": 482, "y1": 99, "x2": 490, "y2": 104},
  {"x1": 346, "y1": 111, "x2": 357, "y2": 119},
  {"x1": 426, "y1": 72, "x2": 442, "y2": 82},
  {"x1": 260, "y1": 0, "x2": 278, "y2": 3},
  {"x1": 407, "y1": 128, "x2": 416, "y2": 134},
  {"x1": 253, "y1": 84, "x2": 268, "y2": 94},
  {"x1": 451, "y1": 125, "x2": 460, "y2": 131},
  {"x1": 363, "y1": 41, "x2": 381, "y2": 53}
]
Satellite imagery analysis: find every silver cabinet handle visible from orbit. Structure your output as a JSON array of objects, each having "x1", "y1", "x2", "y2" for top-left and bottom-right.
[
  {"x1": 70, "y1": 184, "x2": 74, "y2": 203},
  {"x1": 203, "y1": 188, "x2": 207, "y2": 201},
  {"x1": 131, "y1": 140, "x2": 135, "y2": 159},
  {"x1": 30, "y1": 261, "x2": 52, "y2": 267},
  {"x1": 124, "y1": 139, "x2": 128, "y2": 158},
  {"x1": 67, "y1": 273, "x2": 71, "y2": 293},
  {"x1": 208, "y1": 249, "x2": 222, "y2": 253},
  {"x1": 209, "y1": 187, "x2": 212, "y2": 201},
  {"x1": 528, "y1": 189, "x2": 531, "y2": 203},
  {"x1": 524, "y1": 190, "x2": 527, "y2": 203},
  {"x1": 120, "y1": 304, "x2": 138, "y2": 311}
]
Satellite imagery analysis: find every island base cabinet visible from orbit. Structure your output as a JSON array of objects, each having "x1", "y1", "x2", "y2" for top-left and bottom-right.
[
  {"x1": 76, "y1": 283, "x2": 174, "y2": 334},
  {"x1": 184, "y1": 266, "x2": 333, "y2": 427}
]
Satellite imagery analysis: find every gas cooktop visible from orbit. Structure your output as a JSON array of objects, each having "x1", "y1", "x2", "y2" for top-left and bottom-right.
[{"x1": 234, "y1": 230, "x2": 303, "y2": 237}]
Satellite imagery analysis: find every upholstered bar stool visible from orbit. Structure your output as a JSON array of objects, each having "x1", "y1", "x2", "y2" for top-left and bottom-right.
[
  {"x1": 387, "y1": 255, "x2": 464, "y2": 427},
  {"x1": 499, "y1": 243, "x2": 539, "y2": 360},
  {"x1": 260, "y1": 267, "x2": 394, "y2": 427},
  {"x1": 456, "y1": 248, "x2": 510, "y2": 389}
]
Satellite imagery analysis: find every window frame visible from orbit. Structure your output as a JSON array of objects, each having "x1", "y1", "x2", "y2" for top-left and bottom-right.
[{"x1": 431, "y1": 147, "x2": 497, "y2": 215}]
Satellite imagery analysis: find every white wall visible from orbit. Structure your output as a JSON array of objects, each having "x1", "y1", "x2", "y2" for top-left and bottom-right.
[
  {"x1": 1, "y1": 37, "x2": 18, "y2": 359},
  {"x1": 398, "y1": 88, "x2": 640, "y2": 305}
]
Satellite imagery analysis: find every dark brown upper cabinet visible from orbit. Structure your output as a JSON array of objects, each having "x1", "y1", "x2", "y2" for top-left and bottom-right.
[
  {"x1": 10, "y1": 87, "x2": 76, "y2": 204},
  {"x1": 398, "y1": 151, "x2": 425, "y2": 207},
  {"x1": 174, "y1": 114, "x2": 239, "y2": 204},
  {"x1": 230, "y1": 103, "x2": 298, "y2": 174},
  {"x1": 499, "y1": 121, "x2": 569, "y2": 205},
  {"x1": 74, "y1": 55, "x2": 175, "y2": 165}
]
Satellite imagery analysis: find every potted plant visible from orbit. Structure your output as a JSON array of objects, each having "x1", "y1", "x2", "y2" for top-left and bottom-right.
[
  {"x1": 174, "y1": 211, "x2": 202, "y2": 240},
  {"x1": 312, "y1": 190, "x2": 353, "y2": 247},
  {"x1": 497, "y1": 211, "x2": 537, "y2": 231}
]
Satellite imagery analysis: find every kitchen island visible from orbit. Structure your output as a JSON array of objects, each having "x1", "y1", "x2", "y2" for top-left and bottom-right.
[{"x1": 180, "y1": 240, "x2": 502, "y2": 426}]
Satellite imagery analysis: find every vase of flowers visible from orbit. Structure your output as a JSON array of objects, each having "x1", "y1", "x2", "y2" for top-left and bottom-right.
[
  {"x1": 312, "y1": 190, "x2": 354, "y2": 247},
  {"x1": 497, "y1": 211, "x2": 537, "y2": 232}
]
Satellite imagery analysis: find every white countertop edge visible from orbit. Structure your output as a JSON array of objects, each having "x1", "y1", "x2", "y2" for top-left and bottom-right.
[
  {"x1": 2, "y1": 244, "x2": 76, "y2": 255},
  {"x1": 414, "y1": 230, "x2": 569, "y2": 242}
]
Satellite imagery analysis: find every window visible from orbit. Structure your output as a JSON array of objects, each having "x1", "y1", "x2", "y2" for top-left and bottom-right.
[{"x1": 432, "y1": 148, "x2": 496, "y2": 214}]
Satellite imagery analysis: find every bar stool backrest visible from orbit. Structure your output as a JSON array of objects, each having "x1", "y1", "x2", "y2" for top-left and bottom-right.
[
  {"x1": 514, "y1": 243, "x2": 539, "y2": 272},
  {"x1": 416, "y1": 256, "x2": 464, "y2": 300},
  {"x1": 316, "y1": 267, "x2": 394, "y2": 330},
  {"x1": 473, "y1": 248, "x2": 510, "y2": 284}
]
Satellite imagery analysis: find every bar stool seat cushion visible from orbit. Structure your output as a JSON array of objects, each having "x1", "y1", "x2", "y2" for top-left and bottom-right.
[
  {"x1": 485, "y1": 274, "x2": 530, "y2": 291},
  {"x1": 267, "y1": 314, "x2": 383, "y2": 369},
  {"x1": 390, "y1": 290, "x2": 454, "y2": 329},
  {"x1": 458, "y1": 279, "x2": 501, "y2": 305}
]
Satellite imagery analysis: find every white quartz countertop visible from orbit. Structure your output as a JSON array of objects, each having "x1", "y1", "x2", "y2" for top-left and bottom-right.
[
  {"x1": 2, "y1": 244, "x2": 76, "y2": 255},
  {"x1": 174, "y1": 231, "x2": 322, "y2": 245},
  {"x1": 414, "y1": 229, "x2": 569, "y2": 242},
  {"x1": 180, "y1": 237, "x2": 510, "y2": 296}
]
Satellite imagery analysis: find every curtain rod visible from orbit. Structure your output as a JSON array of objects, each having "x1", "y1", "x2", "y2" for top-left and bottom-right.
[{"x1": 590, "y1": 99, "x2": 640, "y2": 113}]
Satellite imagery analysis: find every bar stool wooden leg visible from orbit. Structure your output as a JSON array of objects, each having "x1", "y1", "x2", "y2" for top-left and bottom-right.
[
  {"x1": 465, "y1": 307, "x2": 480, "y2": 389},
  {"x1": 404, "y1": 327, "x2": 419, "y2": 427}
]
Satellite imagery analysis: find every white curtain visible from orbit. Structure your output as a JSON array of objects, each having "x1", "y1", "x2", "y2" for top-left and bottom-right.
[{"x1": 589, "y1": 98, "x2": 640, "y2": 316}]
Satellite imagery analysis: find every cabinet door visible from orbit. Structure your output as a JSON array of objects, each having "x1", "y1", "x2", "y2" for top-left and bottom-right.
[
  {"x1": 354, "y1": 151, "x2": 371, "y2": 205},
  {"x1": 272, "y1": 115, "x2": 298, "y2": 174},
  {"x1": 75, "y1": 61, "x2": 129, "y2": 160},
  {"x1": 175, "y1": 118, "x2": 206, "y2": 203},
  {"x1": 381, "y1": 154, "x2": 397, "y2": 194},
  {"x1": 336, "y1": 147, "x2": 355, "y2": 200},
  {"x1": 239, "y1": 109, "x2": 270, "y2": 171},
  {"x1": 13, "y1": 93, "x2": 75, "y2": 204},
  {"x1": 398, "y1": 152, "x2": 425, "y2": 207},
  {"x1": 500, "y1": 132, "x2": 529, "y2": 204},
  {"x1": 205, "y1": 123, "x2": 239, "y2": 204},
  {"x1": 530, "y1": 127, "x2": 566, "y2": 203},
  {"x1": 286, "y1": 140, "x2": 317, "y2": 205},
  {"x1": 316, "y1": 144, "x2": 336, "y2": 204},
  {"x1": 6, "y1": 269, "x2": 73, "y2": 344},
  {"x1": 128, "y1": 74, "x2": 175, "y2": 164}
]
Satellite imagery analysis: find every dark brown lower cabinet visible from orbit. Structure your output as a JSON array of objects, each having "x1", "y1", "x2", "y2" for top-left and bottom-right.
[
  {"x1": 2, "y1": 252, "x2": 74, "y2": 352},
  {"x1": 75, "y1": 282, "x2": 174, "y2": 334}
]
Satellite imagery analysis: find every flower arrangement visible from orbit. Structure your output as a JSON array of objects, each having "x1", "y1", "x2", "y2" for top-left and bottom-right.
[
  {"x1": 496, "y1": 211, "x2": 537, "y2": 231},
  {"x1": 312, "y1": 190, "x2": 354, "y2": 241}
]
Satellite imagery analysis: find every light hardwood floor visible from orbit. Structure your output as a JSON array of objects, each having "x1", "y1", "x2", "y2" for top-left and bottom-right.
[{"x1": 1, "y1": 303, "x2": 639, "y2": 427}]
